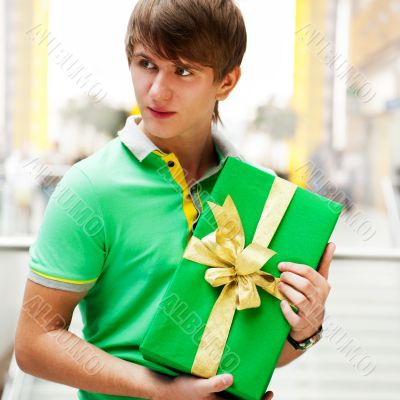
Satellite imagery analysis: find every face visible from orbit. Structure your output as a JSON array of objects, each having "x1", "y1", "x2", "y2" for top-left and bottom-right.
[{"x1": 129, "y1": 43, "x2": 240, "y2": 140}]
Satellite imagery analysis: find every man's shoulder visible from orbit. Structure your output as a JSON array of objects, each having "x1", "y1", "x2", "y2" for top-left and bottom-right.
[
  {"x1": 74, "y1": 137, "x2": 119, "y2": 172},
  {"x1": 58, "y1": 137, "x2": 132, "y2": 199},
  {"x1": 73, "y1": 136, "x2": 139, "y2": 182}
]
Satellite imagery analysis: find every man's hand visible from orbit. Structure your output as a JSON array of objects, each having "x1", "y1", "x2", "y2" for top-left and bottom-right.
[
  {"x1": 278, "y1": 242, "x2": 336, "y2": 341},
  {"x1": 155, "y1": 373, "x2": 234, "y2": 400},
  {"x1": 155, "y1": 373, "x2": 273, "y2": 400}
]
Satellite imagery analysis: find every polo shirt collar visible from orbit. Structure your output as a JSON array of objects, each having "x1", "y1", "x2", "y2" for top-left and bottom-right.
[{"x1": 118, "y1": 115, "x2": 241, "y2": 163}]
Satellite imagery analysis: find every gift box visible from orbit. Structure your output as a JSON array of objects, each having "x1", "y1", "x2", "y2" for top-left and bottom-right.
[{"x1": 140, "y1": 157, "x2": 342, "y2": 400}]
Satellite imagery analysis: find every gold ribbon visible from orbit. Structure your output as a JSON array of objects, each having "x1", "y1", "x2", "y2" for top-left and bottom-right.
[{"x1": 183, "y1": 176, "x2": 297, "y2": 377}]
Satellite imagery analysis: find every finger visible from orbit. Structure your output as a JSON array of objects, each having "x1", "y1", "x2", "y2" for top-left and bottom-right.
[
  {"x1": 280, "y1": 299, "x2": 302, "y2": 327},
  {"x1": 262, "y1": 391, "x2": 274, "y2": 400},
  {"x1": 317, "y1": 242, "x2": 336, "y2": 279},
  {"x1": 279, "y1": 262, "x2": 325, "y2": 288},
  {"x1": 280, "y1": 272, "x2": 318, "y2": 301},
  {"x1": 195, "y1": 374, "x2": 233, "y2": 395},
  {"x1": 279, "y1": 281, "x2": 312, "y2": 313}
]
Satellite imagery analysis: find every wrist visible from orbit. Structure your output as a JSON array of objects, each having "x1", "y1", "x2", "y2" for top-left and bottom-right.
[
  {"x1": 289, "y1": 325, "x2": 321, "y2": 342},
  {"x1": 289, "y1": 330, "x2": 313, "y2": 342},
  {"x1": 287, "y1": 325, "x2": 323, "y2": 351}
]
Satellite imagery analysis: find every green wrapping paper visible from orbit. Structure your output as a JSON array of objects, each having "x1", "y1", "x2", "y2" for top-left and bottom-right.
[{"x1": 140, "y1": 157, "x2": 342, "y2": 400}]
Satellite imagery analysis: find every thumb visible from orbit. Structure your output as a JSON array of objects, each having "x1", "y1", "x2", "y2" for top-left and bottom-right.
[{"x1": 195, "y1": 373, "x2": 233, "y2": 395}]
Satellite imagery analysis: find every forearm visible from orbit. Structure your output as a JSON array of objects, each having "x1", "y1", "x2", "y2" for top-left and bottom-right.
[
  {"x1": 16, "y1": 329, "x2": 170, "y2": 399},
  {"x1": 276, "y1": 340, "x2": 304, "y2": 367}
]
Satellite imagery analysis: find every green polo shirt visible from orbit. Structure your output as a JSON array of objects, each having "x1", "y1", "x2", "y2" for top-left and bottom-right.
[{"x1": 28, "y1": 115, "x2": 242, "y2": 399}]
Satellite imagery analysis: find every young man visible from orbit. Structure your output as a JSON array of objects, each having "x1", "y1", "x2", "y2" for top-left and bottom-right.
[{"x1": 15, "y1": 1, "x2": 335, "y2": 399}]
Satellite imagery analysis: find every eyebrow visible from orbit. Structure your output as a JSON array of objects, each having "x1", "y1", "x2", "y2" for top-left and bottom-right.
[
  {"x1": 132, "y1": 51, "x2": 203, "y2": 71},
  {"x1": 132, "y1": 51, "x2": 157, "y2": 62}
]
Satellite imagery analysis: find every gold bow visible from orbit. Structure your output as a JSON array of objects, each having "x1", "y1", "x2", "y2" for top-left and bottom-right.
[{"x1": 183, "y1": 176, "x2": 297, "y2": 377}]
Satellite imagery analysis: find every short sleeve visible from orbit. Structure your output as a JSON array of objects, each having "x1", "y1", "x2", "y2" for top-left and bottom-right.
[{"x1": 29, "y1": 165, "x2": 106, "y2": 292}]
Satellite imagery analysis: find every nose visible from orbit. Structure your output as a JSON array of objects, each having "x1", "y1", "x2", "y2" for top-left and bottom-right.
[{"x1": 148, "y1": 71, "x2": 173, "y2": 102}]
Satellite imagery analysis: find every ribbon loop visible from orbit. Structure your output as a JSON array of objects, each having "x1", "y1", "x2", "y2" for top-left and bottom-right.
[
  {"x1": 235, "y1": 243, "x2": 276, "y2": 276},
  {"x1": 205, "y1": 267, "x2": 236, "y2": 287},
  {"x1": 237, "y1": 275, "x2": 260, "y2": 309}
]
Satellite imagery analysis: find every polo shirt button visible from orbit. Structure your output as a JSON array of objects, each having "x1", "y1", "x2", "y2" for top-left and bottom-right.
[{"x1": 167, "y1": 161, "x2": 175, "y2": 168}]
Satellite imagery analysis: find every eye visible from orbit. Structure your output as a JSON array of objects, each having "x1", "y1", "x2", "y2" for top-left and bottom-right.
[
  {"x1": 139, "y1": 60, "x2": 156, "y2": 70},
  {"x1": 176, "y1": 66, "x2": 192, "y2": 77}
]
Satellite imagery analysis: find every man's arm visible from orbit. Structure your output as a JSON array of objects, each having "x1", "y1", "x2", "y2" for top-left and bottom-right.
[
  {"x1": 15, "y1": 280, "x2": 167, "y2": 398},
  {"x1": 276, "y1": 242, "x2": 336, "y2": 367},
  {"x1": 14, "y1": 280, "x2": 237, "y2": 399},
  {"x1": 276, "y1": 339, "x2": 306, "y2": 367}
]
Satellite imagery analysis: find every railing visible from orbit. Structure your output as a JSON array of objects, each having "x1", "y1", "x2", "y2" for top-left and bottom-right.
[
  {"x1": 382, "y1": 177, "x2": 400, "y2": 247},
  {"x1": 0, "y1": 237, "x2": 35, "y2": 251},
  {"x1": 1, "y1": 237, "x2": 400, "y2": 261}
]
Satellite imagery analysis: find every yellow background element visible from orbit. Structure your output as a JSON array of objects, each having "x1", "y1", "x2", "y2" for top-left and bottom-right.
[
  {"x1": 14, "y1": 0, "x2": 49, "y2": 152},
  {"x1": 290, "y1": 0, "x2": 327, "y2": 186}
]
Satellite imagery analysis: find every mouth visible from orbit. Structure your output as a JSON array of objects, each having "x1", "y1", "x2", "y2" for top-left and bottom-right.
[{"x1": 148, "y1": 107, "x2": 176, "y2": 119}]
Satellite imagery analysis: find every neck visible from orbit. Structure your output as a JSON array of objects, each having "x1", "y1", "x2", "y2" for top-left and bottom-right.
[{"x1": 138, "y1": 118, "x2": 220, "y2": 182}]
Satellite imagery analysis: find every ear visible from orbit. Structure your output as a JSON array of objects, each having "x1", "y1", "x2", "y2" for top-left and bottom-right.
[{"x1": 215, "y1": 66, "x2": 241, "y2": 101}]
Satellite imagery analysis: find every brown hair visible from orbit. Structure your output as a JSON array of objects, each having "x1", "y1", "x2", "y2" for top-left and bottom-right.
[{"x1": 125, "y1": 0, "x2": 247, "y2": 125}]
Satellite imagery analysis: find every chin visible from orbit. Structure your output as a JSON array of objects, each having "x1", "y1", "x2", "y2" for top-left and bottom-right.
[{"x1": 143, "y1": 119, "x2": 183, "y2": 139}]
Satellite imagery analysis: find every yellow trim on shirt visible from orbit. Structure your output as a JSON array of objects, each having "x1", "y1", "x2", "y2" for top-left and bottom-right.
[
  {"x1": 31, "y1": 268, "x2": 97, "y2": 284},
  {"x1": 153, "y1": 150, "x2": 198, "y2": 234}
]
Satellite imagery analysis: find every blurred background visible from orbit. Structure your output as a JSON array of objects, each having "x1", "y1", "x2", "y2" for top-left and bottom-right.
[{"x1": 0, "y1": 0, "x2": 399, "y2": 399}]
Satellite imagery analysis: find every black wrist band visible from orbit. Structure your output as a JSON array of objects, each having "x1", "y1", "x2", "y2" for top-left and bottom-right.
[{"x1": 287, "y1": 325, "x2": 323, "y2": 350}]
